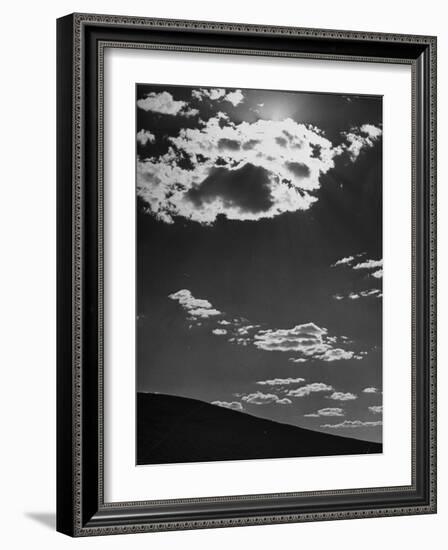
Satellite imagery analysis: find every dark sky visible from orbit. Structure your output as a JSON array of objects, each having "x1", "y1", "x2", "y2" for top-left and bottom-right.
[{"x1": 136, "y1": 84, "x2": 383, "y2": 443}]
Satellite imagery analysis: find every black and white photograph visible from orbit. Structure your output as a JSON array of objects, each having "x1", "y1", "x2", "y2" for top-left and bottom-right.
[{"x1": 135, "y1": 83, "x2": 383, "y2": 465}]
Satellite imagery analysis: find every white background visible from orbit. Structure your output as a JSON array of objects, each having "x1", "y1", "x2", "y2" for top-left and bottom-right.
[
  {"x1": 0, "y1": 1, "x2": 445, "y2": 549},
  {"x1": 105, "y1": 49, "x2": 412, "y2": 501}
]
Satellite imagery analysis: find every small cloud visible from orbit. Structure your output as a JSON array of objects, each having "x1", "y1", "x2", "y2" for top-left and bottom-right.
[
  {"x1": 212, "y1": 400, "x2": 243, "y2": 411},
  {"x1": 287, "y1": 383, "x2": 333, "y2": 398},
  {"x1": 371, "y1": 269, "x2": 383, "y2": 279},
  {"x1": 289, "y1": 357, "x2": 307, "y2": 363},
  {"x1": 137, "y1": 91, "x2": 198, "y2": 117},
  {"x1": 363, "y1": 387, "x2": 379, "y2": 393},
  {"x1": 192, "y1": 88, "x2": 226, "y2": 101},
  {"x1": 360, "y1": 123, "x2": 382, "y2": 139},
  {"x1": 218, "y1": 320, "x2": 231, "y2": 326},
  {"x1": 335, "y1": 288, "x2": 382, "y2": 300},
  {"x1": 136, "y1": 129, "x2": 155, "y2": 146},
  {"x1": 341, "y1": 124, "x2": 382, "y2": 161},
  {"x1": 353, "y1": 259, "x2": 383, "y2": 271},
  {"x1": 318, "y1": 348, "x2": 356, "y2": 362},
  {"x1": 321, "y1": 420, "x2": 382, "y2": 429},
  {"x1": 256, "y1": 377, "x2": 305, "y2": 386},
  {"x1": 212, "y1": 328, "x2": 227, "y2": 336},
  {"x1": 277, "y1": 398, "x2": 293, "y2": 405},
  {"x1": 360, "y1": 289, "x2": 382, "y2": 298},
  {"x1": 169, "y1": 289, "x2": 221, "y2": 320},
  {"x1": 368, "y1": 405, "x2": 383, "y2": 414},
  {"x1": 327, "y1": 391, "x2": 357, "y2": 401},
  {"x1": 241, "y1": 391, "x2": 292, "y2": 405},
  {"x1": 304, "y1": 407, "x2": 344, "y2": 417},
  {"x1": 191, "y1": 88, "x2": 244, "y2": 107},
  {"x1": 332, "y1": 255, "x2": 355, "y2": 267},
  {"x1": 224, "y1": 89, "x2": 244, "y2": 106},
  {"x1": 331, "y1": 256, "x2": 383, "y2": 281}
]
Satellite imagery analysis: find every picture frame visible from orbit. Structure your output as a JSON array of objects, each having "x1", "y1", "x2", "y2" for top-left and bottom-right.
[{"x1": 56, "y1": 12, "x2": 437, "y2": 537}]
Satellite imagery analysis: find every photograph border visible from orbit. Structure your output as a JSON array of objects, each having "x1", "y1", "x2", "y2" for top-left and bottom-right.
[{"x1": 56, "y1": 13, "x2": 436, "y2": 537}]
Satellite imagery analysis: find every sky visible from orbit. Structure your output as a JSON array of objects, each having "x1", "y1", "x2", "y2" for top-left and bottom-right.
[{"x1": 136, "y1": 83, "x2": 383, "y2": 444}]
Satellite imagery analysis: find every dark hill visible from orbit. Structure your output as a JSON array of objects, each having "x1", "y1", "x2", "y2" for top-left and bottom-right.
[{"x1": 137, "y1": 392, "x2": 382, "y2": 465}]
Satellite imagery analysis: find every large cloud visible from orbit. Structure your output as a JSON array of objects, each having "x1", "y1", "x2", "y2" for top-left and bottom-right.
[
  {"x1": 137, "y1": 94, "x2": 381, "y2": 225},
  {"x1": 186, "y1": 163, "x2": 275, "y2": 214},
  {"x1": 137, "y1": 116, "x2": 343, "y2": 224}
]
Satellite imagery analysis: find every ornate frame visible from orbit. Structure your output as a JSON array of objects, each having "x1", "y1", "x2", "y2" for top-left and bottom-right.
[{"x1": 56, "y1": 13, "x2": 437, "y2": 536}]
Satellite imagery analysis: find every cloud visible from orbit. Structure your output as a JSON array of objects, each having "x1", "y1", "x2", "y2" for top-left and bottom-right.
[
  {"x1": 137, "y1": 91, "x2": 199, "y2": 117},
  {"x1": 318, "y1": 348, "x2": 356, "y2": 361},
  {"x1": 321, "y1": 420, "x2": 382, "y2": 429},
  {"x1": 212, "y1": 400, "x2": 243, "y2": 411},
  {"x1": 187, "y1": 163, "x2": 274, "y2": 215},
  {"x1": 287, "y1": 382, "x2": 333, "y2": 397},
  {"x1": 224, "y1": 89, "x2": 244, "y2": 106},
  {"x1": 256, "y1": 377, "x2": 305, "y2": 386},
  {"x1": 170, "y1": 293, "x2": 363, "y2": 364},
  {"x1": 137, "y1": 129, "x2": 155, "y2": 146},
  {"x1": 335, "y1": 288, "x2": 382, "y2": 300},
  {"x1": 137, "y1": 116, "x2": 344, "y2": 224},
  {"x1": 332, "y1": 256, "x2": 382, "y2": 272},
  {"x1": 168, "y1": 289, "x2": 221, "y2": 319},
  {"x1": 361, "y1": 124, "x2": 382, "y2": 139},
  {"x1": 369, "y1": 405, "x2": 383, "y2": 414},
  {"x1": 353, "y1": 259, "x2": 383, "y2": 271},
  {"x1": 332, "y1": 255, "x2": 355, "y2": 267},
  {"x1": 332, "y1": 255, "x2": 383, "y2": 281},
  {"x1": 241, "y1": 391, "x2": 292, "y2": 405},
  {"x1": 304, "y1": 407, "x2": 344, "y2": 418},
  {"x1": 341, "y1": 124, "x2": 382, "y2": 161},
  {"x1": 253, "y1": 322, "x2": 359, "y2": 362},
  {"x1": 327, "y1": 391, "x2": 357, "y2": 401},
  {"x1": 192, "y1": 88, "x2": 226, "y2": 101},
  {"x1": 191, "y1": 88, "x2": 244, "y2": 106},
  {"x1": 254, "y1": 323, "x2": 327, "y2": 353},
  {"x1": 276, "y1": 398, "x2": 293, "y2": 405},
  {"x1": 362, "y1": 387, "x2": 379, "y2": 393}
]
